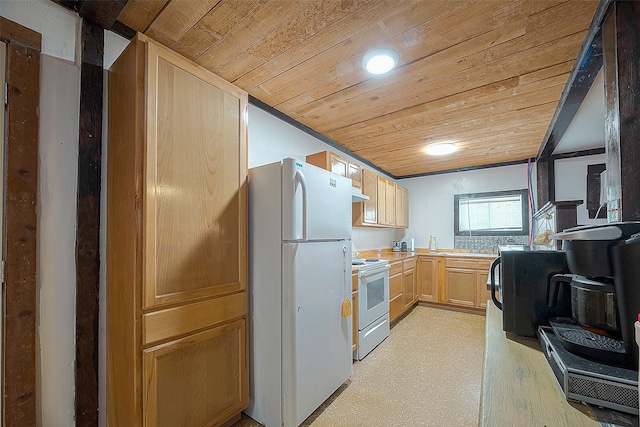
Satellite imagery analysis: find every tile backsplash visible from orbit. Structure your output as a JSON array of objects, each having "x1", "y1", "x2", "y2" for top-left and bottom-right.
[{"x1": 454, "y1": 235, "x2": 529, "y2": 253}]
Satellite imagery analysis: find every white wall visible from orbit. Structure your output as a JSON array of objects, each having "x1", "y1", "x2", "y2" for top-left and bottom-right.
[
  {"x1": 248, "y1": 105, "x2": 396, "y2": 251},
  {"x1": 37, "y1": 53, "x2": 80, "y2": 427},
  {"x1": 555, "y1": 153, "x2": 607, "y2": 227},
  {"x1": 400, "y1": 164, "x2": 532, "y2": 250}
]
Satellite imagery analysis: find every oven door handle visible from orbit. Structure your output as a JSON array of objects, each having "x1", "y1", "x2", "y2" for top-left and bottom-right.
[{"x1": 358, "y1": 264, "x2": 390, "y2": 278}]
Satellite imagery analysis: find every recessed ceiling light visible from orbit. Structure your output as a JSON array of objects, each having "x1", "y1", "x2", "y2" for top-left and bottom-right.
[
  {"x1": 424, "y1": 143, "x2": 458, "y2": 156},
  {"x1": 362, "y1": 49, "x2": 399, "y2": 75}
]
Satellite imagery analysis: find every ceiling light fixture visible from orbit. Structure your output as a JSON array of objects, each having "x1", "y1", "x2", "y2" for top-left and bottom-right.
[
  {"x1": 424, "y1": 143, "x2": 458, "y2": 156},
  {"x1": 362, "y1": 49, "x2": 399, "y2": 75}
]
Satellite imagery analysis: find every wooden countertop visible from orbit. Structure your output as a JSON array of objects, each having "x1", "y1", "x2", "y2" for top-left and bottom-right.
[
  {"x1": 357, "y1": 248, "x2": 497, "y2": 261},
  {"x1": 480, "y1": 303, "x2": 601, "y2": 426}
]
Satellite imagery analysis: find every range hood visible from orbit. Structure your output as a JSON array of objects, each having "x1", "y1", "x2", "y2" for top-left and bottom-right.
[{"x1": 352, "y1": 189, "x2": 369, "y2": 203}]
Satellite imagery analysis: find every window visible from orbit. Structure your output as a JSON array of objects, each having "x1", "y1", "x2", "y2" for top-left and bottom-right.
[{"x1": 454, "y1": 190, "x2": 529, "y2": 236}]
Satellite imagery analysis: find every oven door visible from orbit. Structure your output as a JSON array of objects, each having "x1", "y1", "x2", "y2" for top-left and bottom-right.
[{"x1": 358, "y1": 264, "x2": 390, "y2": 330}]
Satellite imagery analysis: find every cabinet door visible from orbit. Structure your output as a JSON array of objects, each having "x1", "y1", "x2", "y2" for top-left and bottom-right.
[
  {"x1": 386, "y1": 180, "x2": 396, "y2": 226},
  {"x1": 476, "y1": 269, "x2": 491, "y2": 308},
  {"x1": 144, "y1": 42, "x2": 247, "y2": 308},
  {"x1": 329, "y1": 152, "x2": 347, "y2": 177},
  {"x1": 362, "y1": 169, "x2": 377, "y2": 224},
  {"x1": 395, "y1": 185, "x2": 408, "y2": 228},
  {"x1": 402, "y1": 269, "x2": 416, "y2": 310},
  {"x1": 348, "y1": 162, "x2": 363, "y2": 189},
  {"x1": 417, "y1": 257, "x2": 439, "y2": 302},
  {"x1": 143, "y1": 320, "x2": 247, "y2": 427},
  {"x1": 389, "y1": 271, "x2": 403, "y2": 322},
  {"x1": 377, "y1": 176, "x2": 387, "y2": 225},
  {"x1": 444, "y1": 268, "x2": 476, "y2": 307}
]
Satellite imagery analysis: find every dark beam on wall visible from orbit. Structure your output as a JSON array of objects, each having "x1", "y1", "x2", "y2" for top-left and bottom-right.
[
  {"x1": 1, "y1": 17, "x2": 41, "y2": 427},
  {"x1": 536, "y1": 158, "x2": 554, "y2": 208},
  {"x1": 75, "y1": 19, "x2": 103, "y2": 427},
  {"x1": 602, "y1": 1, "x2": 640, "y2": 221}
]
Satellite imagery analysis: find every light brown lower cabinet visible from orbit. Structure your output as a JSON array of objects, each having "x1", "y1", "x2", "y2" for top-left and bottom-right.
[
  {"x1": 444, "y1": 268, "x2": 477, "y2": 307},
  {"x1": 417, "y1": 256, "x2": 440, "y2": 302},
  {"x1": 389, "y1": 261, "x2": 403, "y2": 322},
  {"x1": 143, "y1": 320, "x2": 246, "y2": 426},
  {"x1": 476, "y1": 266, "x2": 492, "y2": 308},
  {"x1": 417, "y1": 255, "x2": 494, "y2": 310},
  {"x1": 402, "y1": 258, "x2": 417, "y2": 310},
  {"x1": 443, "y1": 258, "x2": 493, "y2": 309},
  {"x1": 389, "y1": 258, "x2": 419, "y2": 322}
]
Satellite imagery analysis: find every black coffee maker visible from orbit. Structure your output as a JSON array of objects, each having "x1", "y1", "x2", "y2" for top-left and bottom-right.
[{"x1": 549, "y1": 222, "x2": 640, "y2": 369}]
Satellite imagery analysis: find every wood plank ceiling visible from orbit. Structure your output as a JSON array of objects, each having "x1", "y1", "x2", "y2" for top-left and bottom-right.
[{"x1": 116, "y1": 0, "x2": 599, "y2": 177}]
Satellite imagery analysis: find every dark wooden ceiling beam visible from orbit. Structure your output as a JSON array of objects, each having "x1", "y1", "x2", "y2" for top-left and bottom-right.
[
  {"x1": 50, "y1": 0, "x2": 129, "y2": 29},
  {"x1": 536, "y1": 0, "x2": 611, "y2": 160},
  {"x1": 535, "y1": 0, "x2": 611, "y2": 207}
]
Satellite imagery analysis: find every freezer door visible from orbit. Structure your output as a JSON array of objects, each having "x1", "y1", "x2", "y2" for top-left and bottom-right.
[
  {"x1": 281, "y1": 241, "x2": 352, "y2": 426},
  {"x1": 282, "y1": 158, "x2": 352, "y2": 241}
]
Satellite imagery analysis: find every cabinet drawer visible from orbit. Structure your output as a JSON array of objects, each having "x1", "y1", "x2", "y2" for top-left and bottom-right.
[
  {"x1": 390, "y1": 294, "x2": 403, "y2": 322},
  {"x1": 402, "y1": 257, "x2": 416, "y2": 270},
  {"x1": 390, "y1": 261, "x2": 403, "y2": 276},
  {"x1": 477, "y1": 260, "x2": 493, "y2": 271},
  {"x1": 143, "y1": 292, "x2": 246, "y2": 346},
  {"x1": 445, "y1": 258, "x2": 478, "y2": 270},
  {"x1": 390, "y1": 274, "x2": 402, "y2": 298}
]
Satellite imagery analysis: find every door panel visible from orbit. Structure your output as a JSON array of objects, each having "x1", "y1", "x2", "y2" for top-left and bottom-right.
[
  {"x1": 445, "y1": 269, "x2": 476, "y2": 306},
  {"x1": 143, "y1": 320, "x2": 247, "y2": 427},
  {"x1": 281, "y1": 241, "x2": 352, "y2": 426},
  {"x1": 282, "y1": 159, "x2": 352, "y2": 241},
  {"x1": 363, "y1": 169, "x2": 377, "y2": 223},
  {"x1": 144, "y1": 45, "x2": 245, "y2": 307}
]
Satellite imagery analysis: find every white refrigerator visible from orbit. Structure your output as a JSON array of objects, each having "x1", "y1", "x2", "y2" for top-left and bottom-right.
[{"x1": 246, "y1": 158, "x2": 353, "y2": 427}]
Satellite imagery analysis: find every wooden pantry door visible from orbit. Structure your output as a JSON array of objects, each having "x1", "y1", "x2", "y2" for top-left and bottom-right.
[{"x1": 143, "y1": 41, "x2": 248, "y2": 309}]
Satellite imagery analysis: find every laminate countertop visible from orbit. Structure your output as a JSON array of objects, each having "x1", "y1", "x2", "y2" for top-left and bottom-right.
[
  {"x1": 357, "y1": 249, "x2": 497, "y2": 262},
  {"x1": 480, "y1": 303, "x2": 638, "y2": 426}
]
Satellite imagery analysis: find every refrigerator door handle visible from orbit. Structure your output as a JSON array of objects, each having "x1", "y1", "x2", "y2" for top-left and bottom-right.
[{"x1": 294, "y1": 168, "x2": 308, "y2": 241}]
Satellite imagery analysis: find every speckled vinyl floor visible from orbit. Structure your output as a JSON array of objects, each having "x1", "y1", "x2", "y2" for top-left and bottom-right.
[{"x1": 235, "y1": 305, "x2": 486, "y2": 427}]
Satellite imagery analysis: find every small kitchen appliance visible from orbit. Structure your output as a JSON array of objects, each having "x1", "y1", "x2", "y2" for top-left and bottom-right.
[
  {"x1": 352, "y1": 257, "x2": 390, "y2": 360},
  {"x1": 392, "y1": 240, "x2": 401, "y2": 252},
  {"x1": 547, "y1": 222, "x2": 640, "y2": 369},
  {"x1": 400, "y1": 241, "x2": 408, "y2": 252},
  {"x1": 489, "y1": 245, "x2": 571, "y2": 338},
  {"x1": 537, "y1": 222, "x2": 640, "y2": 415}
]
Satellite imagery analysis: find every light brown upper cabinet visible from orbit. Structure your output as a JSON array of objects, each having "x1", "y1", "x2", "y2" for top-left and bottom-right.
[
  {"x1": 395, "y1": 184, "x2": 409, "y2": 229},
  {"x1": 308, "y1": 150, "x2": 408, "y2": 228},
  {"x1": 306, "y1": 150, "x2": 362, "y2": 189},
  {"x1": 107, "y1": 34, "x2": 248, "y2": 427},
  {"x1": 353, "y1": 169, "x2": 378, "y2": 226},
  {"x1": 377, "y1": 176, "x2": 396, "y2": 226}
]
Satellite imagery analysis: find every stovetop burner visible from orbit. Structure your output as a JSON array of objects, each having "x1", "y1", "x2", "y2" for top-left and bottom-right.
[{"x1": 549, "y1": 317, "x2": 626, "y2": 366}]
